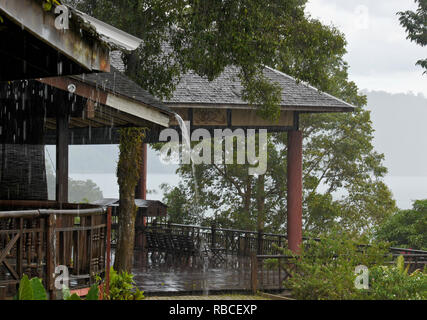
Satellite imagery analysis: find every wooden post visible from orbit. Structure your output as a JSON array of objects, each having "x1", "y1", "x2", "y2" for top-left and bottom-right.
[
  {"x1": 257, "y1": 230, "x2": 263, "y2": 255},
  {"x1": 16, "y1": 218, "x2": 24, "y2": 281},
  {"x1": 287, "y1": 130, "x2": 303, "y2": 254},
  {"x1": 105, "y1": 207, "x2": 112, "y2": 298},
  {"x1": 45, "y1": 214, "x2": 56, "y2": 299},
  {"x1": 211, "y1": 223, "x2": 216, "y2": 249},
  {"x1": 56, "y1": 111, "x2": 69, "y2": 204},
  {"x1": 0, "y1": 286, "x2": 6, "y2": 300},
  {"x1": 251, "y1": 253, "x2": 258, "y2": 294}
]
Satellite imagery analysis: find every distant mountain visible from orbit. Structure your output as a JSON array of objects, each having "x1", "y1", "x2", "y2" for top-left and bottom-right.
[{"x1": 364, "y1": 90, "x2": 427, "y2": 177}]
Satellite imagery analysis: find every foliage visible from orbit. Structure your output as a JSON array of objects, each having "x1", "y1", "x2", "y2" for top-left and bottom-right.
[
  {"x1": 97, "y1": 267, "x2": 145, "y2": 300},
  {"x1": 66, "y1": 0, "x2": 331, "y2": 119},
  {"x1": 367, "y1": 256, "x2": 427, "y2": 300},
  {"x1": 16, "y1": 274, "x2": 99, "y2": 300},
  {"x1": 160, "y1": 183, "x2": 200, "y2": 224},
  {"x1": 68, "y1": 0, "x2": 396, "y2": 235},
  {"x1": 114, "y1": 128, "x2": 146, "y2": 272},
  {"x1": 42, "y1": 0, "x2": 61, "y2": 12},
  {"x1": 398, "y1": 0, "x2": 427, "y2": 73},
  {"x1": 376, "y1": 200, "x2": 427, "y2": 250},
  {"x1": 116, "y1": 128, "x2": 146, "y2": 190},
  {"x1": 281, "y1": 231, "x2": 391, "y2": 300},
  {"x1": 162, "y1": 106, "x2": 395, "y2": 235},
  {"x1": 17, "y1": 275, "x2": 48, "y2": 300},
  {"x1": 155, "y1": 7, "x2": 395, "y2": 235},
  {"x1": 62, "y1": 284, "x2": 99, "y2": 300}
]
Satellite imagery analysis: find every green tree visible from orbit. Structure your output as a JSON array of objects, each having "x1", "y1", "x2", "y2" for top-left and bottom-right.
[
  {"x1": 398, "y1": 0, "x2": 427, "y2": 73},
  {"x1": 161, "y1": 27, "x2": 396, "y2": 235},
  {"x1": 66, "y1": 0, "x2": 328, "y2": 118},
  {"x1": 376, "y1": 200, "x2": 427, "y2": 251},
  {"x1": 160, "y1": 183, "x2": 199, "y2": 224}
]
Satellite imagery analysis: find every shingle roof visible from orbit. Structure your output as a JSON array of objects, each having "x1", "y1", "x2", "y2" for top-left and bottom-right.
[
  {"x1": 110, "y1": 51, "x2": 354, "y2": 112},
  {"x1": 165, "y1": 66, "x2": 354, "y2": 112},
  {"x1": 72, "y1": 64, "x2": 172, "y2": 115}
]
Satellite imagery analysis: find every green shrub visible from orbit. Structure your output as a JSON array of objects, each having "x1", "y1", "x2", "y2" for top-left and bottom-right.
[
  {"x1": 16, "y1": 274, "x2": 99, "y2": 300},
  {"x1": 98, "y1": 267, "x2": 144, "y2": 300},
  {"x1": 282, "y1": 232, "x2": 390, "y2": 300},
  {"x1": 366, "y1": 256, "x2": 427, "y2": 300},
  {"x1": 16, "y1": 275, "x2": 48, "y2": 300}
]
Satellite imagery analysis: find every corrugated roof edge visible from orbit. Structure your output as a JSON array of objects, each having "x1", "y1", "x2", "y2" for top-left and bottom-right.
[{"x1": 264, "y1": 66, "x2": 357, "y2": 111}]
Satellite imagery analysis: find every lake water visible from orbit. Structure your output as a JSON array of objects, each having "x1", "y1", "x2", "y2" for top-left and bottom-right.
[{"x1": 69, "y1": 173, "x2": 427, "y2": 210}]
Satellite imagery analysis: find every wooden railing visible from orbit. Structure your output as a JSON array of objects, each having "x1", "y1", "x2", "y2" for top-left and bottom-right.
[
  {"x1": 0, "y1": 200, "x2": 108, "y2": 299},
  {"x1": 138, "y1": 222, "x2": 288, "y2": 258}
]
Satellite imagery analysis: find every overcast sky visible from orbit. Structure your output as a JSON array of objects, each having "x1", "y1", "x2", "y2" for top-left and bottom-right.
[{"x1": 306, "y1": 0, "x2": 427, "y2": 96}]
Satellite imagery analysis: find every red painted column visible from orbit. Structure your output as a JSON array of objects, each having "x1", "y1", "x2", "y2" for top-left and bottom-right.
[{"x1": 287, "y1": 130, "x2": 303, "y2": 254}]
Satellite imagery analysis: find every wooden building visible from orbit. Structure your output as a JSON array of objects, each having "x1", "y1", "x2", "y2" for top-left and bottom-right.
[{"x1": 0, "y1": 0, "x2": 172, "y2": 299}]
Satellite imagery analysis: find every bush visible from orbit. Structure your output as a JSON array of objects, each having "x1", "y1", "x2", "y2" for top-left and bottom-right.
[
  {"x1": 366, "y1": 256, "x2": 427, "y2": 300},
  {"x1": 16, "y1": 274, "x2": 99, "y2": 300},
  {"x1": 98, "y1": 267, "x2": 145, "y2": 300},
  {"x1": 282, "y1": 231, "x2": 390, "y2": 300},
  {"x1": 16, "y1": 275, "x2": 47, "y2": 300}
]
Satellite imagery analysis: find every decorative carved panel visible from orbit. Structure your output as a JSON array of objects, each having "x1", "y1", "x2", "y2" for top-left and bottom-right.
[{"x1": 193, "y1": 109, "x2": 228, "y2": 126}]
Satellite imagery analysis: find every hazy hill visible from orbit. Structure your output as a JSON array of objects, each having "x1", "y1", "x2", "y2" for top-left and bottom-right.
[{"x1": 364, "y1": 91, "x2": 427, "y2": 177}]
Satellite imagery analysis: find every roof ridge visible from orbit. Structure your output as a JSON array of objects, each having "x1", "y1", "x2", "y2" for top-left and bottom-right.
[{"x1": 264, "y1": 65, "x2": 357, "y2": 109}]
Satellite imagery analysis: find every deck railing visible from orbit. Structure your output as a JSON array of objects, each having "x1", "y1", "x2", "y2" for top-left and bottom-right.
[
  {"x1": 0, "y1": 200, "x2": 109, "y2": 299},
  {"x1": 138, "y1": 222, "x2": 287, "y2": 258}
]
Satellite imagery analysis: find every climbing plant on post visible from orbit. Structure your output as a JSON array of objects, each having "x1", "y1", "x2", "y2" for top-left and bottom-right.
[{"x1": 114, "y1": 127, "x2": 146, "y2": 273}]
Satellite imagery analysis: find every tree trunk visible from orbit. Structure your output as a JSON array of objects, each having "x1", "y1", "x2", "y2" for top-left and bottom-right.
[
  {"x1": 242, "y1": 176, "x2": 252, "y2": 229},
  {"x1": 256, "y1": 174, "x2": 265, "y2": 233},
  {"x1": 114, "y1": 128, "x2": 145, "y2": 273}
]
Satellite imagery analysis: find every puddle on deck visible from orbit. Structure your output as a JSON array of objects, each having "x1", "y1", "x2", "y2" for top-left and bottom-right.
[
  {"x1": 132, "y1": 267, "x2": 253, "y2": 293},
  {"x1": 131, "y1": 252, "x2": 252, "y2": 293},
  {"x1": 130, "y1": 251, "x2": 282, "y2": 293}
]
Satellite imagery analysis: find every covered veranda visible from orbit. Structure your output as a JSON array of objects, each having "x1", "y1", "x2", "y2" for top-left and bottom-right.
[{"x1": 0, "y1": 0, "x2": 172, "y2": 299}]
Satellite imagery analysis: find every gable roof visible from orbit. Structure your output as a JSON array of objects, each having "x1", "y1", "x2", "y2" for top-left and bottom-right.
[
  {"x1": 110, "y1": 49, "x2": 355, "y2": 113},
  {"x1": 164, "y1": 65, "x2": 354, "y2": 112}
]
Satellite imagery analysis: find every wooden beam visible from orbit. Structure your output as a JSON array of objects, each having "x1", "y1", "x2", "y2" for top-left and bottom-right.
[{"x1": 56, "y1": 112, "x2": 69, "y2": 203}]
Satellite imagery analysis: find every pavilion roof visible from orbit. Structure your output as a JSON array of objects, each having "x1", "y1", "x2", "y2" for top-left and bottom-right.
[
  {"x1": 111, "y1": 50, "x2": 354, "y2": 113},
  {"x1": 165, "y1": 66, "x2": 355, "y2": 113}
]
